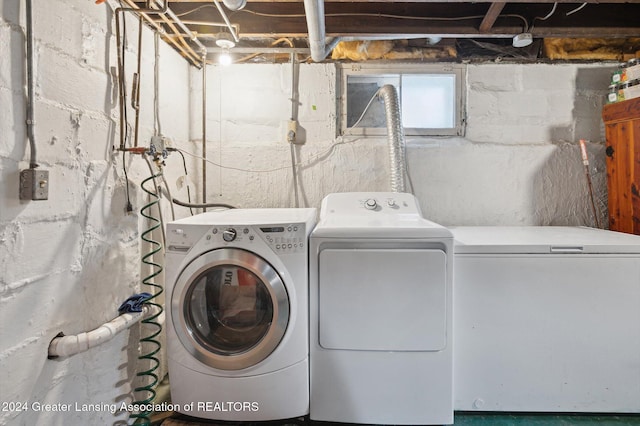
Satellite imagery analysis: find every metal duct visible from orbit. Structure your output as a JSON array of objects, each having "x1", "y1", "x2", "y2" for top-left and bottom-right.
[
  {"x1": 378, "y1": 84, "x2": 406, "y2": 193},
  {"x1": 303, "y1": 0, "x2": 328, "y2": 62}
]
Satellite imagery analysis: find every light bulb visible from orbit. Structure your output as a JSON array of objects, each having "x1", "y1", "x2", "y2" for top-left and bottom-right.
[{"x1": 219, "y1": 51, "x2": 232, "y2": 66}]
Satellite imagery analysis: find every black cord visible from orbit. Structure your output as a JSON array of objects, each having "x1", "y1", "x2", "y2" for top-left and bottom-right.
[
  {"x1": 122, "y1": 150, "x2": 133, "y2": 212},
  {"x1": 119, "y1": 0, "x2": 129, "y2": 147},
  {"x1": 174, "y1": 149, "x2": 194, "y2": 215},
  {"x1": 117, "y1": 1, "x2": 133, "y2": 213},
  {"x1": 171, "y1": 198, "x2": 235, "y2": 210}
]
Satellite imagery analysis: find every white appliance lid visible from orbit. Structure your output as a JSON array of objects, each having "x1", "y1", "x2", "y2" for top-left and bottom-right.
[{"x1": 452, "y1": 226, "x2": 640, "y2": 254}]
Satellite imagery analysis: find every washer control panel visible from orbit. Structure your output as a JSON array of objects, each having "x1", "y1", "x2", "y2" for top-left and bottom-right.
[
  {"x1": 192, "y1": 223, "x2": 308, "y2": 254},
  {"x1": 257, "y1": 223, "x2": 306, "y2": 254}
]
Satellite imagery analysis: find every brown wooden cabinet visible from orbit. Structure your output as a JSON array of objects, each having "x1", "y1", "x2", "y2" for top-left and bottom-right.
[{"x1": 602, "y1": 97, "x2": 640, "y2": 235}]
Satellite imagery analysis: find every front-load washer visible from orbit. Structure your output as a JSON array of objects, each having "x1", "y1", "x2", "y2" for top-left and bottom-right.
[
  {"x1": 309, "y1": 192, "x2": 454, "y2": 425},
  {"x1": 165, "y1": 208, "x2": 316, "y2": 421}
]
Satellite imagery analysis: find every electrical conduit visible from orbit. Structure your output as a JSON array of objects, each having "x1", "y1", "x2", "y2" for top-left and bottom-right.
[{"x1": 25, "y1": 0, "x2": 38, "y2": 168}]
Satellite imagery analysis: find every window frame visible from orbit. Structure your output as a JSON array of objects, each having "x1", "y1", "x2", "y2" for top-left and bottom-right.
[{"x1": 339, "y1": 63, "x2": 466, "y2": 137}]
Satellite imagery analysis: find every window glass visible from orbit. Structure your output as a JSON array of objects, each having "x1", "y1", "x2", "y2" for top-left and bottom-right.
[
  {"x1": 341, "y1": 64, "x2": 465, "y2": 136},
  {"x1": 401, "y1": 74, "x2": 455, "y2": 128}
]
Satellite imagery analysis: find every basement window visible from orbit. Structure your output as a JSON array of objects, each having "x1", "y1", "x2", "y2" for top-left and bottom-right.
[{"x1": 340, "y1": 64, "x2": 465, "y2": 137}]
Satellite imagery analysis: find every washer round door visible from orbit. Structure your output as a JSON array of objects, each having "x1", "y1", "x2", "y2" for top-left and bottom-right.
[{"x1": 172, "y1": 248, "x2": 289, "y2": 370}]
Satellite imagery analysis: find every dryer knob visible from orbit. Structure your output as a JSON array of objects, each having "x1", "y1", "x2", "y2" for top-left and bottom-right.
[
  {"x1": 364, "y1": 198, "x2": 378, "y2": 210},
  {"x1": 222, "y1": 228, "x2": 237, "y2": 242}
]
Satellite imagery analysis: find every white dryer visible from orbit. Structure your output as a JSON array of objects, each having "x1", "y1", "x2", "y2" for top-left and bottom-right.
[
  {"x1": 165, "y1": 208, "x2": 316, "y2": 421},
  {"x1": 309, "y1": 192, "x2": 454, "y2": 425}
]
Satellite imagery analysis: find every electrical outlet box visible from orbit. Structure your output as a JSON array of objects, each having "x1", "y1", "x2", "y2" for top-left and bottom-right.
[
  {"x1": 287, "y1": 119, "x2": 305, "y2": 145},
  {"x1": 151, "y1": 135, "x2": 172, "y2": 151},
  {"x1": 19, "y1": 169, "x2": 49, "y2": 200}
]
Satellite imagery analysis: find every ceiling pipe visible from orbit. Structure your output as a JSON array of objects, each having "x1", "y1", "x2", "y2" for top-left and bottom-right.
[
  {"x1": 303, "y1": 0, "x2": 330, "y2": 62},
  {"x1": 212, "y1": 0, "x2": 240, "y2": 43}
]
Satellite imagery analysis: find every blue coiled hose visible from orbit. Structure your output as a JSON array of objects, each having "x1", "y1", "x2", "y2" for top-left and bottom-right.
[{"x1": 130, "y1": 169, "x2": 164, "y2": 425}]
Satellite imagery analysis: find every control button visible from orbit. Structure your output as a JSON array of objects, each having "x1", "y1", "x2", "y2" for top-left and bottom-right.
[
  {"x1": 222, "y1": 228, "x2": 237, "y2": 242},
  {"x1": 206, "y1": 235, "x2": 211, "y2": 241},
  {"x1": 387, "y1": 199, "x2": 397, "y2": 207},
  {"x1": 293, "y1": 226, "x2": 298, "y2": 231},
  {"x1": 300, "y1": 242, "x2": 304, "y2": 248},
  {"x1": 276, "y1": 244, "x2": 281, "y2": 249},
  {"x1": 212, "y1": 228, "x2": 218, "y2": 234},
  {"x1": 294, "y1": 243, "x2": 298, "y2": 248},
  {"x1": 288, "y1": 244, "x2": 292, "y2": 248},
  {"x1": 243, "y1": 228, "x2": 249, "y2": 234},
  {"x1": 287, "y1": 226, "x2": 292, "y2": 232},
  {"x1": 172, "y1": 228, "x2": 185, "y2": 235},
  {"x1": 364, "y1": 199, "x2": 378, "y2": 210},
  {"x1": 249, "y1": 235, "x2": 254, "y2": 241}
]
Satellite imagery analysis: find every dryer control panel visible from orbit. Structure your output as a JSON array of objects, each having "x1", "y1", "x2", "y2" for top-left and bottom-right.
[{"x1": 321, "y1": 192, "x2": 421, "y2": 214}]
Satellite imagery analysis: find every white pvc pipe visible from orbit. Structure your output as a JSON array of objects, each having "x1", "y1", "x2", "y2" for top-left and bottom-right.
[
  {"x1": 48, "y1": 305, "x2": 161, "y2": 358},
  {"x1": 303, "y1": 0, "x2": 327, "y2": 62}
]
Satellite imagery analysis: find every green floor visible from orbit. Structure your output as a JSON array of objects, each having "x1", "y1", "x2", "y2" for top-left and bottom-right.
[{"x1": 453, "y1": 412, "x2": 640, "y2": 425}]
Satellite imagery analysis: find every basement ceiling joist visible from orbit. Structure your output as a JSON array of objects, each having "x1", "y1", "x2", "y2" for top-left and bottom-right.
[
  {"x1": 164, "y1": 2, "x2": 640, "y2": 38},
  {"x1": 129, "y1": 0, "x2": 640, "y2": 64}
]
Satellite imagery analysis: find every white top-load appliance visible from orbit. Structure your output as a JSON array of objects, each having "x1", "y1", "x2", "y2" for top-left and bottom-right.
[
  {"x1": 165, "y1": 208, "x2": 316, "y2": 421},
  {"x1": 309, "y1": 192, "x2": 454, "y2": 425},
  {"x1": 452, "y1": 226, "x2": 640, "y2": 413}
]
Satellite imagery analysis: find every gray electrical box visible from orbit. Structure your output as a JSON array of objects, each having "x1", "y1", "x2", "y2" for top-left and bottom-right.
[{"x1": 20, "y1": 169, "x2": 49, "y2": 200}]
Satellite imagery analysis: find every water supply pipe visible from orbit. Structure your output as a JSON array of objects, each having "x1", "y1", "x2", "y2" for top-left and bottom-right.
[
  {"x1": 48, "y1": 305, "x2": 161, "y2": 358},
  {"x1": 378, "y1": 85, "x2": 407, "y2": 193}
]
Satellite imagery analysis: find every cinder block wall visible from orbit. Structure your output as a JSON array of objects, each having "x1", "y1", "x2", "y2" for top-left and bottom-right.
[
  {"x1": 1, "y1": 1, "x2": 616, "y2": 424},
  {"x1": 0, "y1": 1, "x2": 192, "y2": 424},
  {"x1": 194, "y1": 62, "x2": 612, "y2": 227}
]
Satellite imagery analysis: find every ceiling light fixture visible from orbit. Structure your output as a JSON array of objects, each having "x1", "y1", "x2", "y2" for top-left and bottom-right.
[
  {"x1": 512, "y1": 32, "x2": 533, "y2": 48},
  {"x1": 222, "y1": 0, "x2": 247, "y2": 11},
  {"x1": 215, "y1": 31, "x2": 236, "y2": 49},
  {"x1": 215, "y1": 31, "x2": 235, "y2": 65}
]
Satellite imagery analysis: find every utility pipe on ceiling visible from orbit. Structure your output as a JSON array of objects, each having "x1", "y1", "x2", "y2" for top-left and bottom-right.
[
  {"x1": 212, "y1": 0, "x2": 240, "y2": 43},
  {"x1": 303, "y1": 0, "x2": 331, "y2": 62}
]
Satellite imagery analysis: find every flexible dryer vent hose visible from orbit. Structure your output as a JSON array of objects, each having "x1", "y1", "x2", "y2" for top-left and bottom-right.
[{"x1": 378, "y1": 84, "x2": 407, "y2": 193}]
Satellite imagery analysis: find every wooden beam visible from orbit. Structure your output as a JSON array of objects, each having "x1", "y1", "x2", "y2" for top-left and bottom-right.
[{"x1": 479, "y1": 2, "x2": 506, "y2": 33}]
